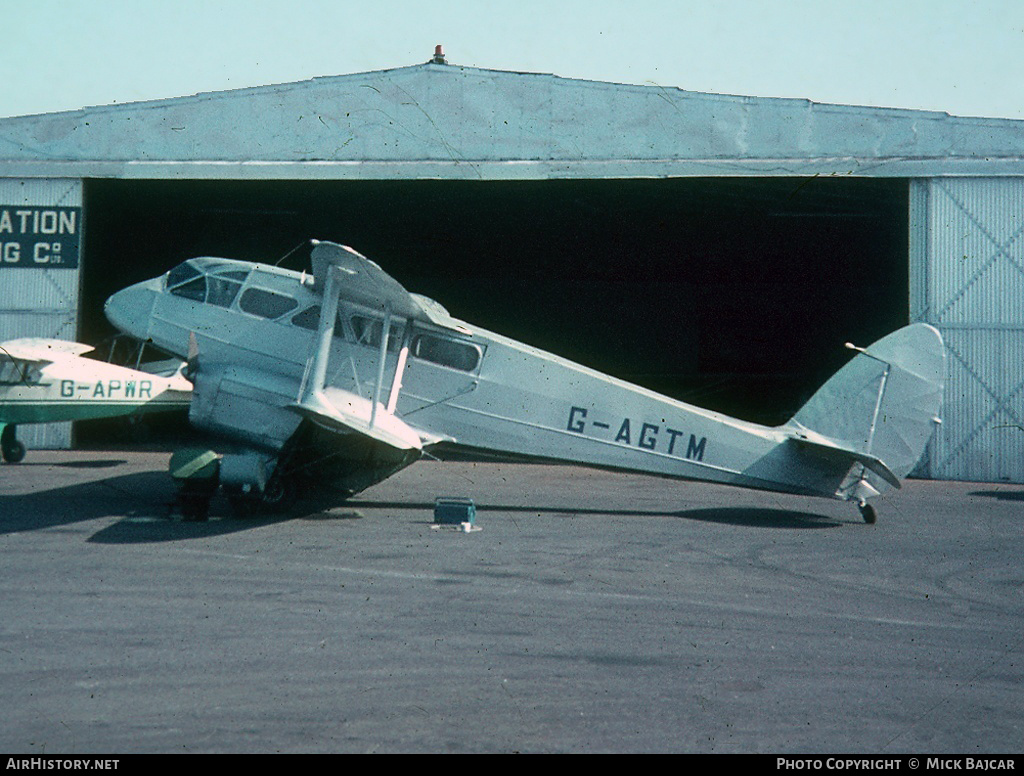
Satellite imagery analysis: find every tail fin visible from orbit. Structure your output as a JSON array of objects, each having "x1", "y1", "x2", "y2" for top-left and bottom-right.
[{"x1": 785, "y1": 324, "x2": 945, "y2": 496}]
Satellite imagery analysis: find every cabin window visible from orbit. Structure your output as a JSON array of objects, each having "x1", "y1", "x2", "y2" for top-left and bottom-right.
[
  {"x1": 351, "y1": 316, "x2": 403, "y2": 352},
  {"x1": 291, "y1": 305, "x2": 321, "y2": 330},
  {"x1": 411, "y1": 334, "x2": 480, "y2": 372},
  {"x1": 291, "y1": 306, "x2": 350, "y2": 338},
  {"x1": 239, "y1": 288, "x2": 299, "y2": 320},
  {"x1": 0, "y1": 360, "x2": 39, "y2": 385}
]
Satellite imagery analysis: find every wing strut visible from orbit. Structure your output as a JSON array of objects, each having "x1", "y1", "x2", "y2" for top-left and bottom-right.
[
  {"x1": 369, "y1": 305, "x2": 392, "y2": 429},
  {"x1": 387, "y1": 334, "x2": 411, "y2": 414},
  {"x1": 293, "y1": 254, "x2": 425, "y2": 451},
  {"x1": 298, "y1": 258, "x2": 344, "y2": 407},
  {"x1": 370, "y1": 306, "x2": 414, "y2": 422}
]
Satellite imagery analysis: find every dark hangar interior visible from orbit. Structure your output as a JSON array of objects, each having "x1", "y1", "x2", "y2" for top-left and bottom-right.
[{"x1": 80, "y1": 175, "x2": 908, "y2": 432}]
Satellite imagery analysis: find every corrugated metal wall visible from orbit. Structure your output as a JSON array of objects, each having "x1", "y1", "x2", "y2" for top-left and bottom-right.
[
  {"x1": 911, "y1": 177, "x2": 1024, "y2": 482},
  {"x1": 0, "y1": 178, "x2": 83, "y2": 449}
]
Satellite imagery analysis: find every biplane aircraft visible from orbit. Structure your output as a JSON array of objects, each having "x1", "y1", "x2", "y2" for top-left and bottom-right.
[
  {"x1": 104, "y1": 240, "x2": 944, "y2": 523},
  {"x1": 0, "y1": 338, "x2": 192, "y2": 462}
]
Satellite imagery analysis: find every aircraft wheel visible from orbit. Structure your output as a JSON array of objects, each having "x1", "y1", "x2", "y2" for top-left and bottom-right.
[
  {"x1": 225, "y1": 487, "x2": 259, "y2": 518},
  {"x1": 180, "y1": 500, "x2": 210, "y2": 522},
  {"x1": 259, "y1": 476, "x2": 294, "y2": 513},
  {"x1": 1, "y1": 426, "x2": 25, "y2": 463},
  {"x1": 858, "y1": 501, "x2": 877, "y2": 524},
  {"x1": 227, "y1": 494, "x2": 251, "y2": 518},
  {"x1": 178, "y1": 490, "x2": 212, "y2": 522},
  {"x1": 2, "y1": 439, "x2": 26, "y2": 464}
]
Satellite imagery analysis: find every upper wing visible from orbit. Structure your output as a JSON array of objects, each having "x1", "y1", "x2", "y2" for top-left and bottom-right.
[
  {"x1": 0, "y1": 338, "x2": 91, "y2": 384},
  {"x1": 310, "y1": 241, "x2": 470, "y2": 333},
  {"x1": 0, "y1": 338, "x2": 94, "y2": 363}
]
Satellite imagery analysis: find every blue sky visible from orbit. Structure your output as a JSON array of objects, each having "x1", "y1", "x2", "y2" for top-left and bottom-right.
[{"x1": 2, "y1": 0, "x2": 1023, "y2": 120}]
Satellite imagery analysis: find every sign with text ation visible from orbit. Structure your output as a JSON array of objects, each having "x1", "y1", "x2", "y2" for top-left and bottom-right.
[{"x1": 0, "y1": 206, "x2": 81, "y2": 268}]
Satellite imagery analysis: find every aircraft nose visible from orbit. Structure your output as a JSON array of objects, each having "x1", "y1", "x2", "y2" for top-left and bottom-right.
[{"x1": 104, "y1": 280, "x2": 158, "y2": 338}]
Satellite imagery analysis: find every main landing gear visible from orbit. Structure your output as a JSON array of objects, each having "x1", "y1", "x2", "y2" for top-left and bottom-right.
[
  {"x1": 224, "y1": 475, "x2": 295, "y2": 518},
  {"x1": 1, "y1": 425, "x2": 26, "y2": 464},
  {"x1": 169, "y1": 448, "x2": 220, "y2": 521},
  {"x1": 169, "y1": 447, "x2": 295, "y2": 521},
  {"x1": 857, "y1": 500, "x2": 877, "y2": 524}
]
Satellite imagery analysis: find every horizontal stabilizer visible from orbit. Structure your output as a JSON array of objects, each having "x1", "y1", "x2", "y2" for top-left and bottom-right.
[
  {"x1": 290, "y1": 387, "x2": 425, "y2": 451},
  {"x1": 788, "y1": 431, "x2": 902, "y2": 490}
]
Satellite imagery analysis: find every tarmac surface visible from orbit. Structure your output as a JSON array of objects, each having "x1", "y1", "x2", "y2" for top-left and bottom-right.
[{"x1": 0, "y1": 450, "x2": 1021, "y2": 754}]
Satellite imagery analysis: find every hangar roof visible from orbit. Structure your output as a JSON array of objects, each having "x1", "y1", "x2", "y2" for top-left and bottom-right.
[{"x1": 2, "y1": 61, "x2": 1023, "y2": 179}]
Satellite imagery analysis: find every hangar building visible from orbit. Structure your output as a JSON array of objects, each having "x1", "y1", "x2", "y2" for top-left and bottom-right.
[{"x1": 1, "y1": 54, "x2": 1023, "y2": 483}]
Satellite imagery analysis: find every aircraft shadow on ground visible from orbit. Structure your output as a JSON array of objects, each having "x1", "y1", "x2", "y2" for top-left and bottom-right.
[
  {"x1": 0, "y1": 469, "x2": 292, "y2": 544},
  {"x1": 346, "y1": 500, "x2": 846, "y2": 529},
  {"x1": 1, "y1": 469, "x2": 845, "y2": 546},
  {"x1": 50, "y1": 458, "x2": 127, "y2": 469},
  {"x1": 967, "y1": 489, "x2": 1024, "y2": 502},
  {"x1": 670, "y1": 506, "x2": 843, "y2": 528}
]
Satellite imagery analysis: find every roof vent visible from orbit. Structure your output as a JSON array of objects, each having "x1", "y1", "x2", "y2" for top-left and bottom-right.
[{"x1": 430, "y1": 44, "x2": 448, "y2": 65}]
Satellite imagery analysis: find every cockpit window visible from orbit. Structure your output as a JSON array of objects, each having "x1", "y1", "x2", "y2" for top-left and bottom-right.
[
  {"x1": 167, "y1": 262, "x2": 251, "y2": 307},
  {"x1": 167, "y1": 262, "x2": 202, "y2": 290},
  {"x1": 170, "y1": 276, "x2": 206, "y2": 302},
  {"x1": 215, "y1": 269, "x2": 250, "y2": 283},
  {"x1": 239, "y1": 288, "x2": 299, "y2": 320}
]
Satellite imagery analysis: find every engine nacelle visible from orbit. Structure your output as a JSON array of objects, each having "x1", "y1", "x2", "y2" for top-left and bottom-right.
[
  {"x1": 189, "y1": 365, "x2": 302, "y2": 452},
  {"x1": 218, "y1": 452, "x2": 269, "y2": 493}
]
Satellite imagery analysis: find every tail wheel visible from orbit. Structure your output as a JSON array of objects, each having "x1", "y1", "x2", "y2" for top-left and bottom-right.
[{"x1": 858, "y1": 501, "x2": 877, "y2": 524}]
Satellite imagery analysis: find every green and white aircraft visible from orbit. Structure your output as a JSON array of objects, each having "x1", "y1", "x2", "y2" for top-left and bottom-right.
[
  {"x1": 0, "y1": 338, "x2": 192, "y2": 462},
  {"x1": 104, "y1": 240, "x2": 944, "y2": 523}
]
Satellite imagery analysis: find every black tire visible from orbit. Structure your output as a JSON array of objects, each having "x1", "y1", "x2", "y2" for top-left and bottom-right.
[
  {"x1": 2, "y1": 439, "x2": 26, "y2": 464},
  {"x1": 226, "y1": 488, "x2": 255, "y2": 518},
  {"x1": 179, "y1": 493, "x2": 211, "y2": 522},
  {"x1": 1, "y1": 425, "x2": 25, "y2": 463},
  {"x1": 259, "y1": 476, "x2": 295, "y2": 513}
]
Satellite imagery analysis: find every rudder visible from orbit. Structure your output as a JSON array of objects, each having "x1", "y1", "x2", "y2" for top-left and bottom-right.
[{"x1": 786, "y1": 324, "x2": 945, "y2": 485}]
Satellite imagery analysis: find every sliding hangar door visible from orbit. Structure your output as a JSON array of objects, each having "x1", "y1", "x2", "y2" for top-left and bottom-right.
[{"x1": 911, "y1": 177, "x2": 1024, "y2": 483}]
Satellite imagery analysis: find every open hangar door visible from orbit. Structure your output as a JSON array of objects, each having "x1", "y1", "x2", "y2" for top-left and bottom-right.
[{"x1": 77, "y1": 176, "x2": 908, "y2": 444}]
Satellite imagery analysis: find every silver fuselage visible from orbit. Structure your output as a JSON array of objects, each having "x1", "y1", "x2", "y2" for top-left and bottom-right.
[{"x1": 105, "y1": 258, "x2": 851, "y2": 498}]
